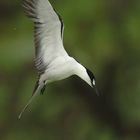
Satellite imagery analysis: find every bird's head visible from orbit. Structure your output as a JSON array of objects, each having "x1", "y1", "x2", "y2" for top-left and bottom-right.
[
  {"x1": 73, "y1": 61, "x2": 99, "y2": 95},
  {"x1": 85, "y1": 68, "x2": 99, "y2": 96},
  {"x1": 86, "y1": 68, "x2": 96, "y2": 87},
  {"x1": 74, "y1": 61, "x2": 99, "y2": 95}
]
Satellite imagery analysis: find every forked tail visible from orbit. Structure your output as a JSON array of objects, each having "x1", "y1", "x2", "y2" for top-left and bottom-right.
[{"x1": 18, "y1": 81, "x2": 45, "y2": 119}]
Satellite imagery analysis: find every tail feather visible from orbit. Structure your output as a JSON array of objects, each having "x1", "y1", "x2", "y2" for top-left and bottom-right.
[{"x1": 18, "y1": 82, "x2": 44, "y2": 119}]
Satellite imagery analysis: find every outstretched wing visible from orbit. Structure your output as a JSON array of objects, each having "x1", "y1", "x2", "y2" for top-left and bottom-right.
[{"x1": 23, "y1": 0, "x2": 68, "y2": 74}]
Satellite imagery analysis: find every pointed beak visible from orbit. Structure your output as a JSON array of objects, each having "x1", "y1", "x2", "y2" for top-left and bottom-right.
[
  {"x1": 94, "y1": 86, "x2": 99, "y2": 96},
  {"x1": 92, "y1": 84, "x2": 99, "y2": 96}
]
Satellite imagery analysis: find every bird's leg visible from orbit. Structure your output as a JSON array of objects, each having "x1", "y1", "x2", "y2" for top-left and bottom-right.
[{"x1": 40, "y1": 81, "x2": 46, "y2": 95}]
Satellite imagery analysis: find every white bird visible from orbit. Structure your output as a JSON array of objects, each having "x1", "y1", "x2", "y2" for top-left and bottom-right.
[{"x1": 19, "y1": 0, "x2": 98, "y2": 119}]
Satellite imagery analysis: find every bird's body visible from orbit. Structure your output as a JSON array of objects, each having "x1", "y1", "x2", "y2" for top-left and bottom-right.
[
  {"x1": 19, "y1": 0, "x2": 98, "y2": 119},
  {"x1": 40, "y1": 57, "x2": 74, "y2": 83}
]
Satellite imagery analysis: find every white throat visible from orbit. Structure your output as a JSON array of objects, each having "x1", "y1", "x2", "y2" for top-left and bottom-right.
[{"x1": 74, "y1": 62, "x2": 92, "y2": 87}]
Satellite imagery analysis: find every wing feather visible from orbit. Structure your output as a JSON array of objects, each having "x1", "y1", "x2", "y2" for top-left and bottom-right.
[{"x1": 23, "y1": 0, "x2": 68, "y2": 74}]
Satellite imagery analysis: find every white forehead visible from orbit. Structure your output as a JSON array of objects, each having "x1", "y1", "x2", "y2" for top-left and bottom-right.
[{"x1": 92, "y1": 79, "x2": 96, "y2": 85}]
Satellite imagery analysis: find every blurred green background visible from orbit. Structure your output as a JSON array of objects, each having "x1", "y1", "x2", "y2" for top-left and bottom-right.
[{"x1": 0, "y1": 0, "x2": 140, "y2": 140}]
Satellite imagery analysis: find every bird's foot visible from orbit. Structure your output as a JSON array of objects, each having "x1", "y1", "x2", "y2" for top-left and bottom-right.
[{"x1": 40, "y1": 85, "x2": 46, "y2": 95}]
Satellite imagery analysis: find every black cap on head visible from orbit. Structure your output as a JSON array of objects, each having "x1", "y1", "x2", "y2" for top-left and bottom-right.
[
  {"x1": 86, "y1": 68, "x2": 99, "y2": 96},
  {"x1": 86, "y1": 68, "x2": 95, "y2": 86}
]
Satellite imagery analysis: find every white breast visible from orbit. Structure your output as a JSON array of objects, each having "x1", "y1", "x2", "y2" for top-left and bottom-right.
[{"x1": 39, "y1": 56, "x2": 76, "y2": 83}]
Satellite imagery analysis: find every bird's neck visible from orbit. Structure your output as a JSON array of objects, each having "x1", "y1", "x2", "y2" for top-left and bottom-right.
[{"x1": 74, "y1": 61, "x2": 92, "y2": 87}]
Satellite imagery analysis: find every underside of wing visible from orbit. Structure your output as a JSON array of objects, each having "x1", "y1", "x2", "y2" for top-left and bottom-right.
[{"x1": 23, "y1": 0, "x2": 68, "y2": 75}]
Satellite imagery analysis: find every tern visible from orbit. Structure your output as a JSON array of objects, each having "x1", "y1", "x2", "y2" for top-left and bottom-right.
[{"x1": 19, "y1": 0, "x2": 98, "y2": 119}]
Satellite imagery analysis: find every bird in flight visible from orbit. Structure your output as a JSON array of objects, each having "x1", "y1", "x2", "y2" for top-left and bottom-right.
[{"x1": 19, "y1": 0, "x2": 98, "y2": 119}]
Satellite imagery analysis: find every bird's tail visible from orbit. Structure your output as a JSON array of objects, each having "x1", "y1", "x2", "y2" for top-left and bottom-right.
[{"x1": 18, "y1": 80, "x2": 45, "y2": 119}]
